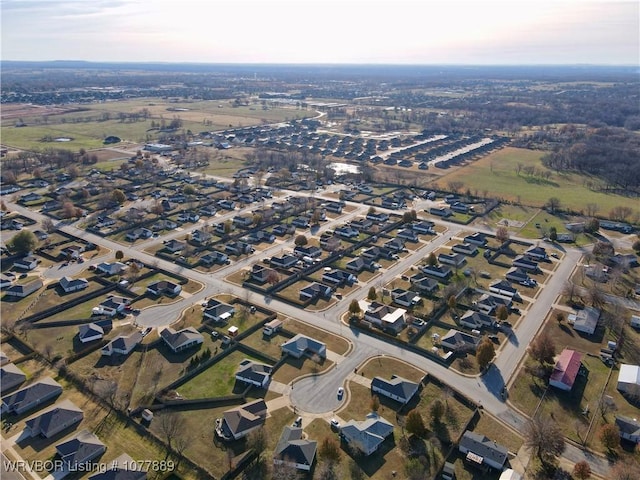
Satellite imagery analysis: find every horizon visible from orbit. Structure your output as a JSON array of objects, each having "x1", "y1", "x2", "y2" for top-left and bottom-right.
[{"x1": 2, "y1": 0, "x2": 638, "y2": 66}]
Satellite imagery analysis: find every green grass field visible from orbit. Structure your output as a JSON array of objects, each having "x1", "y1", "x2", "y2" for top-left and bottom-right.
[{"x1": 437, "y1": 147, "x2": 640, "y2": 218}]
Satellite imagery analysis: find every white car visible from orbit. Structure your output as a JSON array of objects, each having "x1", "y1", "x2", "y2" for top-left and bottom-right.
[{"x1": 330, "y1": 418, "x2": 340, "y2": 430}]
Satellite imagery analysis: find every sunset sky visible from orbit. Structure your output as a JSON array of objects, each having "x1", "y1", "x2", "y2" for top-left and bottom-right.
[{"x1": 2, "y1": 0, "x2": 638, "y2": 65}]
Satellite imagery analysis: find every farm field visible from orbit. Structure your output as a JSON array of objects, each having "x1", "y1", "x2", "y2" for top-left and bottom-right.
[{"x1": 436, "y1": 147, "x2": 640, "y2": 218}]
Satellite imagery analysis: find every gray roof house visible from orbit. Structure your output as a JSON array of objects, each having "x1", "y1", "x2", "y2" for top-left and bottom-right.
[
  {"x1": 363, "y1": 302, "x2": 406, "y2": 334},
  {"x1": 322, "y1": 269, "x2": 357, "y2": 287},
  {"x1": 59, "y1": 276, "x2": 89, "y2": 293},
  {"x1": 101, "y1": 331, "x2": 143, "y2": 357},
  {"x1": 340, "y1": 413, "x2": 394, "y2": 456},
  {"x1": 25, "y1": 399, "x2": 84, "y2": 438},
  {"x1": 0, "y1": 363, "x2": 27, "y2": 393},
  {"x1": 95, "y1": 262, "x2": 127, "y2": 276},
  {"x1": 460, "y1": 310, "x2": 496, "y2": 330},
  {"x1": 14, "y1": 256, "x2": 38, "y2": 271},
  {"x1": 1, "y1": 377, "x2": 63, "y2": 415},
  {"x1": 160, "y1": 327, "x2": 203, "y2": 353},
  {"x1": 235, "y1": 359, "x2": 273, "y2": 388},
  {"x1": 5, "y1": 279, "x2": 43, "y2": 298},
  {"x1": 512, "y1": 255, "x2": 540, "y2": 272},
  {"x1": 371, "y1": 375, "x2": 420, "y2": 405},
  {"x1": 421, "y1": 264, "x2": 452, "y2": 280},
  {"x1": 440, "y1": 329, "x2": 480, "y2": 353},
  {"x1": 463, "y1": 232, "x2": 488, "y2": 246},
  {"x1": 299, "y1": 282, "x2": 333, "y2": 302},
  {"x1": 216, "y1": 399, "x2": 267, "y2": 441},
  {"x1": 55, "y1": 429, "x2": 106, "y2": 470},
  {"x1": 458, "y1": 430, "x2": 508, "y2": 471},
  {"x1": 146, "y1": 280, "x2": 181, "y2": 297},
  {"x1": 475, "y1": 294, "x2": 512, "y2": 316},
  {"x1": 615, "y1": 415, "x2": 640, "y2": 444},
  {"x1": 568, "y1": 306, "x2": 600, "y2": 335},
  {"x1": 78, "y1": 323, "x2": 105, "y2": 343},
  {"x1": 203, "y1": 298, "x2": 235, "y2": 322},
  {"x1": 88, "y1": 453, "x2": 147, "y2": 480},
  {"x1": 281, "y1": 334, "x2": 326, "y2": 359},
  {"x1": 452, "y1": 243, "x2": 478, "y2": 256},
  {"x1": 273, "y1": 426, "x2": 317, "y2": 471},
  {"x1": 410, "y1": 274, "x2": 439, "y2": 294},
  {"x1": 438, "y1": 252, "x2": 467, "y2": 268},
  {"x1": 390, "y1": 288, "x2": 421, "y2": 308}
]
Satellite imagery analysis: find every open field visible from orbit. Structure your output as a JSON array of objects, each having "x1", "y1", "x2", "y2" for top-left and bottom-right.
[{"x1": 436, "y1": 147, "x2": 640, "y2": 218}]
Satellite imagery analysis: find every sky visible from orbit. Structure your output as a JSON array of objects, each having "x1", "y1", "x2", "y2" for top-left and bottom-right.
[{"x1": 1, "y1": 0, "x2": 638, "y2": 65}]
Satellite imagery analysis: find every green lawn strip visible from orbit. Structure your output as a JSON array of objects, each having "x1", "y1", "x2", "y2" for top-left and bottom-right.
[
  {"x1": 437, "y1": 147, "x2": 639, "y2": 218},
  {"x1": 175, "y1": 350, "x2": 265, "y2": 399}
]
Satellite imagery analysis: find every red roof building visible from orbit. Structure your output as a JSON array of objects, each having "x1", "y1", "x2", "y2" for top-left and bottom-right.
[{"x1": 549, "y1": 349, "x2": 582, "y2": 391}]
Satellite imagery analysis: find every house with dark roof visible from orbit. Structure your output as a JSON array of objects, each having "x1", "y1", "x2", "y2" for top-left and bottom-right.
[
  {"x1": 361, "y1": 246, "x2": 381, "y2": 260},
  {"x1": 463, "y1": 232, "x2": 488, "y2": 246},
  {"x1": 512, "y1": 256, "x2": 540, "y2": 273},
  {"x1": 335, "y1": 225, "x2": 359, "y2": 239},
  {"x1": 273, "y1": 426, "x2": 317, "y2": 471},
  {"x1": 371, "y1": 375, "x2": 419, "y2": 405},
  {"x1": 452, "y1": 243, "x2": 478, "y2": 256},
  {"x1": 59, "y1": 276, "x2": 89, "y2": 293},
  {"x1": 96, "y1": 262, "x2": 127, "y2": 276},
  {"x1": 410, "y1": 220, "x2": 435, "y2": 234},
  {"x1": 270, "y1": 254, "x2": 298, "y2": 269},
  {"x1": 101, "y1": 331, "x2": 143, "y2": 357},
  {"x1": 325, "y1": 201, "x2": 344, "y2": 214},
  {"x1": 250, "y1": 264, "x2": 275, "y2": 285},
  {"x1": 440, "y1": 329, "x2": 480, "y2": 353},
  {"x1": 459, "y1": 430, "x2": 508, "y2": 471},
  {"x1": 55, "y1": 429, "x2": 106, "y2": 470},
  {"x1": 421, "y1": 264, "x2": 452, "y2": 280},
  {"x1": 299, "y1": 283, "x2": 333, "y2": 302},
  {"x1": 322, "y1": 269, "x2": 356, "y2": 287},
  {"x1": 235, "y1": 359, "x2": 272, "y2": 388},
  {"x1": 363, "y1": 302, "x2": 406, "y2": 334},
  {"x1": 203, "y1": 298, "x2": 235, "y2": 323},
  {"x1": 1, "y1": 377, "x2": 63, "y2": 415},
  {"x1": 13, "y1": 256, "x2": 38, "y2": 271},
  {"x1": 410, "y1": 273, "x2": 439, "y2": 294},
  {"x1": 340, "y1": 413, "x2": 394, "y2": 456},
  {"x1": 549, "y1": 349, "x2": 583, "y2": 391},
  {"x1": 438, "y1": 252, "x2": 466, "y2": 268},
  {"x1": 164, "y1": 239, "x2": 186, "y2": 253},
  {"x1": 397, "y1": 229, "x2": 419, "y2": 243},
  {"x1": 615, "y1": 415, "x2": 640, "y2": 444},
  {"x1": 93, "y1": 296, "x2": 129, "y2": 317},
  {"x1": 505, "y1": 267, "x2": 532, "y2": 285},
  {"x1": 25, "y1": 399, "x2": 83, "y2": 438},
  {"x1": 200, "y1": 251, "x2": 229, "y2": 266},
  {"x1": 281, "y1": 334, "x2": 326, "y2": 359},
  {"x1": 216, "y1": 399, "x2": 267, "y2": 440},
  {"x1": 489, "y1": 280, "x2": 519, "y2": 299},
  {"x1": 146, "y1": 280, "x2": 181, "y2": 297},
  {"x1": 160, "y1": 327, "x2": 203, "y2": 353},
  {"x1": 125, "y1": 228, "x2": 152, "y2": 242},
  {"x1": 475, "y1": 294, "x2": 512, "y2": 316},
  {"x1": 390, "y1": 289, "x2": 421, "y2": 308},
  {"x1": 88, "y1": 453, "x2": 147, "y2": 480},
  {"x1": 366, "y1": 211, "x2": 389, "y2": 224},
  {"x1": 0, "y1": 363, "x2": 26, "y2": 392},
  {"x1": 460, "y1": 310, "x2": 496, "y2": 330},
  {"x1": 346, "y1": 256, "x2": 377, "y2": 273},
  {"x1": 430, "y1": 207, "x2": 453, "y2": 217},
  {"x1": 190, "y1": 229, "x2": 213, "y2": 245},
  {"x1": 294, "y1": 245, "x2": 322, "y2": 258},
  {"x1": 384, "y1": 238, "x2": 405, "y2": 253},
  {"x1": 5, "y1": 279, "x2": 43, "y2": 298},
  {"x1": 525, "y1": 246, "x2": 548, "y2": 261},
  {"x1": 78, "y1": 323, "x2": 105, "y2": 343}
]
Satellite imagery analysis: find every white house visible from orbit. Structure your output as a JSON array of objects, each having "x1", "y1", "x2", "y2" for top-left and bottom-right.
[
  {"x1": 78, "y1": 323, "x2": 104, "y2": 343},
  {"x1": 14, "y1": 256, "x2": 38, "y2": 271},
  {"x1": 95, "y1": 262, "x2": 127, "y2": 276},
  {"x1": 235, "y1": 359, "x2": 272, "y2": 388},
  {"x1": 567, "y1": 307, "x2": 600, "y2": 335},
  {"x1": 617, "y1": 364, "x2": 640, "y2": 394},
  {"x1": 59, "y1": 276, "x2": 89, "y2": 293}
]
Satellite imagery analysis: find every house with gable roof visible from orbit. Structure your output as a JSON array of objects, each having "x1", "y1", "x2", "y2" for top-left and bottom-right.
[
  {"x1": 371, "y1": 375, "x2": 419, "y2": 405},
  {"x1": 273, "y1": 426, "x2": 317, "y2": 471},
  {"x1": 340, "y1": 412, "x2": 394, "y2": 456},
  {"x1": 549, "y1": 349, "x2": 583, "y2": 391}
]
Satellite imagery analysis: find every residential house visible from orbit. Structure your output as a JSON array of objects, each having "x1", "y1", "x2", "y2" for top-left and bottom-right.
[
  {"x1": 440, "y1": 329, "x2": 480, "y2": 353},
  {"x1": 247, "y1": 230, "x2": 275, "y2": 244},
  {"x1": 463, "y1": 232, "x2": 488, "y2": 246},
  {"x1": 350, "y1": 218, "x2": 373, "y2": 232},
  {"x1": 363, "y1": 302, "x2": 406, "y2": 334},
  {"x1": 371, "y1": 375, "x2": 419, "y2": 405},
  {"x1": 25, "y1": 400, "x2": 83, "y2": 438},
  {"x1": 452, "y1": 243, "x2": 478, "y2": 256},
  {"x1": 190, "y1": 229, "x2": 213, "y2": 245},
  {"x1": 325, "y1": 201, "x2": 344, "y2": 214},
  {"x1": 460, "y1": 311, "x2": 496, "y2": 330},
  {"x1": 60, "y1": 245, "x2": 84, "y2": 260},
  {"x1": 232, "y1": 215, "x2": 253, "y2": 228},
  {"x1": 615, "y1": 415, "x2": 640, "y2": 444},
  {"x1": 95, "y1": 262, "x2": 127, "y2": 276},
  {"x1": 346, "y1": 256, "x2": 377, "y2": 273},
  {"x1": 59, "y1": 276, "x2": 89, "y2": 293},
  {"x1": 88, "y1": 453, "x2": 147, "y2": 480},
  {"x1": 250, "y1": 264, "x2": 276, "y2": 285},
  {"x1": 631, "y1": 315, "x2": 640, "y2": 329},
  {"x1": 33, "y1": 230, "x2": 49, "y2": 241},
  {"x1": 340, "y1": 412, "x2": 394, "y2": 456},
  {"x1": 20, "y1": 192, "x2": 42, "y2": 203},
  {"x1": 335, "y1": 225, "x2": 359, "y2": 239},
  {"x1": 505, "y1": 268, "x2": 532, "y2": 285},
  {"x1": 203, "y1": 298, "x2": 235, "y2": 323},
  {"x1": 147, "y1": 280, "x2": 182, "y2": 297},
  {"x1": 390, "y1": 288, "x2": 421, "y2": 308},
  {"x1": 379, "y1": 247, "x2": 399, "y2": 260},
  {"x1": 384, "y1": 238, "x2": 405, "y2": 253},
  {"x1": 216, "y1": 399, "x2": 267, "y2": 440},
  {"x1": 512, "y1": 256, "x2": 541, "y2": 273},
  {"x1": 366, "y1": 211, "x2": 389, "y2": 223},
  {"x1": 430, "y1": 207, "x2": 453, "y2": 217},
  {"x1": 361, "y1": 246, "x2": 381, "y2": 260},
  {"x1": 200, "y1": 251, "x2": 229, "y2": 266},
  {"x1": 281, "y1": 334, "x2": 326, "y2": 359},
  {"x1": 1, "y1": 377, "x2": 63, "y2": 415},
  {"x1": 5, "y1": 279, "x2": 43, "y2": 298},
  {"x1": 549, "y1": 349, "x2": 583, "y2": 391},
  {"x1": 273, "y1": 426, "x2": 317, "y2": 471},
  {"x1": 410, "y1": 274, "x2": 439, "y2": 294},
  {"x1": 78, "y1": 323, "x2": 105, "y2": 343},
  {"x1": 458, "y1": 431, "x2": 508, "y2": 471},
  {"x1": 270, "y1": 254, "x2": 299, "y2": 269},
  {"x1": 13, "y1": 256, "x2": 38, "y2": 271},
  {"x1": 397, "y1": 229, "x2": 419, "y2": 243},
  {"x1": 160, "y1": 327, "x2": 203, "y2": 353},
  {"x1": 489, "y1": 280, "x2": 519, "y2": 299},
  {"x1": 299, "y1": 283, "x2": 333, "y2": 302},
  {"x1": 200, "y1": 205, "x2": 218, "y2": 217},
  {"x1": 438, "y1": 252, "x2": 466, "y2": 268},
  {"x1": 101, "y1": 331, "x2": 143, "y2": 357},
  {"x1": 263, "y1": 319, "x2": 283, "y2": 336},
  {"x1": 55, "y1": 430, "x2": 106, "y2": 470},
  {"x1": 322, "y1": 269, "x2": 357, "y2": 287},
  {"x1": 567, "y1": 307, "x2": 600, "y2": 335},
  {"x1": 125, "y1": 228, "x2": 152, "y2": 242},
  {"x1": 164, "y1": 239, "x2": 186, "y2": 253},
  {"x1": 525, "y1": 246, "x2": 548, "y2": 261},
  {"x1": 217, "y1": 199, "x2": 236, "y2": 210},
  {"x1": 0, "y1": 273, "x2": 15, "y2": 289},
  {"x1": 617, "y1": 364, "x2": 640, "y2": 394},
  {"x1": 421, "y1": 264, "x2": 452, "y2": 280},
  {"x1": 410, "y1": 220, "x2": 435, "y2": 235},
  {"x1": 291, "y1": 216, "x2": 310, "y2": 228},
  {"x1": 225, "y1": 241, "x2": 253, "y2": 256},
  {"x1": 294, "y1": 245, "x2": 322, "y2": 258},
  {"x1": 475, "y1": 294, "x2": 512, "y2": 316},
  {"x1": 93, "y1": 296, "x2": 129, "y2": 317},
  {"x1": 0, "y1": 363, "x2": 26, "y2": 392},
  {"x1": 273, "y1": 224, "x2": 294, "y2": 237},
  {"x1": 235, "y1": 359, "x2": 273, "y2": 388}
]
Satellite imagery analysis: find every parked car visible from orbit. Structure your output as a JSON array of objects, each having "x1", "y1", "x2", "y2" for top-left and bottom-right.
[
  {"x1": 337, "y1": 387, "x2": 344, "y2": 399},
  {"x1": 141, "y1": 327, "x2": 152, "y2": 337},
  {"x1": 211, "y1": 331, "x2": 220, "y2": 339},
  {"x1": 293, "y1": 417, "x2": 302, "y2": 427},
  {"x1": 330, "y1": 418, "x2": 340, "y2": 430}
]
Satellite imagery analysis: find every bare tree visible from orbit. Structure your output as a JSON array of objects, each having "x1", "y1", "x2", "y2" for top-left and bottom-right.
[
  {"x1": 523, "y1": 416, "x2": 565, "y2": 465},
  {"x1": 528, "y1": 332, "x2": 556, "y2": 366},
  {"x1": 158, "y1": 411, "x2": 185, "y2": 454},
  {"x1": 247, "y1": 426, "x2": 268, "y2": 462}
]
